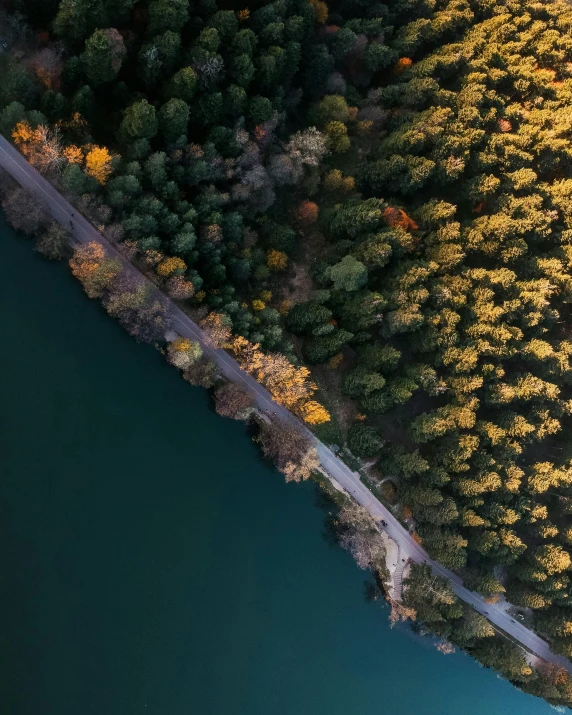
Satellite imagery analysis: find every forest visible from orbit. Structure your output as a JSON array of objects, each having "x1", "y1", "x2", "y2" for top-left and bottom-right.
[{"x1": 4, "y1": 0, "x2": 572, "y2": 703}]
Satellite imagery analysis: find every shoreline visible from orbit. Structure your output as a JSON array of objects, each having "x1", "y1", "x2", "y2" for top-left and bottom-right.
[{"x1": 1, "y1": 133, "x2": 570, "y2": 680}]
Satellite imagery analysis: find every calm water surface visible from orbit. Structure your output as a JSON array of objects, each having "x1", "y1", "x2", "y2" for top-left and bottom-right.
[{"x1": 0, "y1": 218, "x2": 557, "y2": 714}]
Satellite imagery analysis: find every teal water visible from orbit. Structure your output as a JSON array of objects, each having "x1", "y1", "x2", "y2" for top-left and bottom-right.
[{"x1": 0, "y1": 217, "x2": 556, "y2": 715}]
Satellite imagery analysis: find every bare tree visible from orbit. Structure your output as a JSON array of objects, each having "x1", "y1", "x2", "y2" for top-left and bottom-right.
[
  {"x1": 267, "y1": 153, "x2": 302, "y2": 186},
  {"x1": 76, "y1": 194, "x2": 113, "y2": 227},
  {"x1": 35, "y1": 221, "x2": 70, "y2": 260},
  {"x1": 257, "y1": 420, "x2": 319, "y2": 482},
  {"x1": 2, "y1": 186, "x2": 48, "y2": 236},
  {"x1": 28, "y1": 47, "x2": 63, "y2": 89},
  {"x1": 284, "y1": 127, "x2": 328, "y2": 168},
  {"x1": 388, "y1": 600, "x2": 417, "y2": 626},
  {"x1": 196, "y1": 56, "x2": 224, "y2": 86},
  {"x1": 337, "y1": 504, "x2": 386, "y2": 570},
  {"x1": 104, "y1": 224, "x2": 126, "y2": 245},
  {"x1": 214, "y1": 382, "x2": 254, "y2": 420}
]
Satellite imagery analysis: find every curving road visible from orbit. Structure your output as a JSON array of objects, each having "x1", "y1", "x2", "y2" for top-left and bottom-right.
[{"x1": 1, "y1": 134, "x2": 570, "y2": 671}]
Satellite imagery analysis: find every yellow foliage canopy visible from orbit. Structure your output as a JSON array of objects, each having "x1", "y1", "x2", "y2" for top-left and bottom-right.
[
  {"x1": 70, "y1": 241, "x2": 106, "y2": 279},
  {"x1": 309, "y1": 0, "x2": 328, "y2": 23},
  {"x1": 200, "y1": 311, "x2": 232, "y2": 348},
  {"x1": 85, "y1": 146, "x2": 113, "y2": 185},
  {"x1": 157, "y1": 256, "x2": 187, "y2": 277},
  {"x1": 299, "y1": 400, "x2": 331, "y2": 425},
  {"x1": 171, "y1": 337, "x2": 192, "y2": 352},
  {"x1": 63, "y1": 145, "x2": 84, "y2": 164},
  {"x1": 267, "y1": 249, "x2": 288, "y2": 271},
  {"x1": 230, "y1": 336, "x2": 330, "y2": 423}
]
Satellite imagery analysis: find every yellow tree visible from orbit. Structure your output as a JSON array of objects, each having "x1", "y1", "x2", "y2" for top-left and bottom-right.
[
  {"x1": 63, "y1": 145, "x2": 84, "y2": 164},
  {"x1": 267, "y1": 249, "x2": 288, "y2": 271},
  {"x1": 85, "y1": 146, "x2": 113, "y2": 185},
  {"x1": 157, "y1": 256, "x2": 187, "y2": 277},
  {"x1": 309, "y1": 0, "x2": 328, "y2": 23},
  {"x1": 229, "y1": 336, "x2": 330, "y2": 423},
  {"x1": 299, "y1": 400, "x2": 331, "y2": 425}
]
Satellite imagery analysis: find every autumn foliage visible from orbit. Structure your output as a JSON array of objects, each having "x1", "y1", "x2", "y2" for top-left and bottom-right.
[
  {"x1": 85, "y1": 146, "x2": 113, "y2": 185},
  {"x1": 200, "y1": 311, "x2": 233, "y2": 348},
  {"x1": 394, "y1": 57, "x2": 413, "y2": 74},
  {"x1": 383, "y1": 206, "x2": 418, "y2": 232},
  {"x1": 230, "y1": 336, "x2": 330, "y2": 424},
  {"x1": 309, "y1": 0, "x2": 328, "y2": 23},
  {"x1": 69, "y1": 241, "x2": 121, "y2": 298},
  {"x1": 296, "y1": 200, "x2": 319, "y2": 226},
  {"x1": 267, "y1": 249, "x2": 288, "y2": 271},
  {"x1": 13, "y1": 121, "x2": 65, "y2": 174},
  {"x1": 157, "y1": 256, "x2": 187, "y2": 277},
  {"x1": 298, "y1": 400, "x2": 331, "y2": 425},
  {"x1": 63, "y1": 145, "x2": 84, "y2": 164},
  {"x1": 165, "y1": 275, "x2": 195, "y2": 299}
]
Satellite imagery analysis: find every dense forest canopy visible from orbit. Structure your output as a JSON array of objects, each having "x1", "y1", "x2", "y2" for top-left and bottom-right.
[{"x1": 5, "y1": 0, "x2": 572, "y2": 700}]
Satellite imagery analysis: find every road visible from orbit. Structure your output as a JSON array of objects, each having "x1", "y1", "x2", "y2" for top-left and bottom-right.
[{"x1": 1, "y1": 133, "x2": 570, "y2": 671}]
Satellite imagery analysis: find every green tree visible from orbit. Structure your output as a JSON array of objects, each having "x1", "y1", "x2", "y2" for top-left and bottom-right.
[
  {"x1": 167, "y1": 67, "x2": 197, "y2": 103},
  {"x1": 208, "y1": 10, "x2": 238, "y2": 39},
  {"x1": 303, "y1": 329, "x2": 353, "y2": 364},
  {"x1": 1, "y1": 66, "x2": 38, "y2": 108},
  {"x1": 326, "y1": 256, "x2": 368, "y2": 292},
  {"x1": 403, "y1": 563, "x2": 463, "y2": 624},
  {"x1": 347, "y1": 424, "x2": 383, "y2": 458},
  {"x1": 82, "y1": 29, "x2": 126, "y2": 86},
  {"x1": 286, "y1": 301, "x2": 332, "y2": 334},
  {"x1": 231, "y1": 54, "x2": 256, "y2": 88},
  {"x1": 309, "y1": 95, "x2": 350, "y2": 126},
  {"x1": 148, "y1": 0, "x2": 189, "y2": 34},
  {"x1": 472, "y1": 638, "x2": 533, "y2": 681},
  {"x1": 343, "y1": 367, "x2": 386, "y2": 398},
  {"x1": 54, "y1": 0, "x2": 135, "y2": 42},
  {"x1": 249, "y1": 96, "x2": 273, "y2": 124},
  {"x1": 121, "y1": 100, "x2": 158, "y2": 140},
  {"x1": 158, "y1": 98, "x2": 189, "y2": 143},
  {"x1": 328, "y1": 199, "x2": 386, "y2": 240}
]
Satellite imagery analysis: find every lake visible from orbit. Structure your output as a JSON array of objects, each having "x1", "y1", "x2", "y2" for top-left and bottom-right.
[{"x1": 0, "y1": 217, "x2": 556, "y2": 714}]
